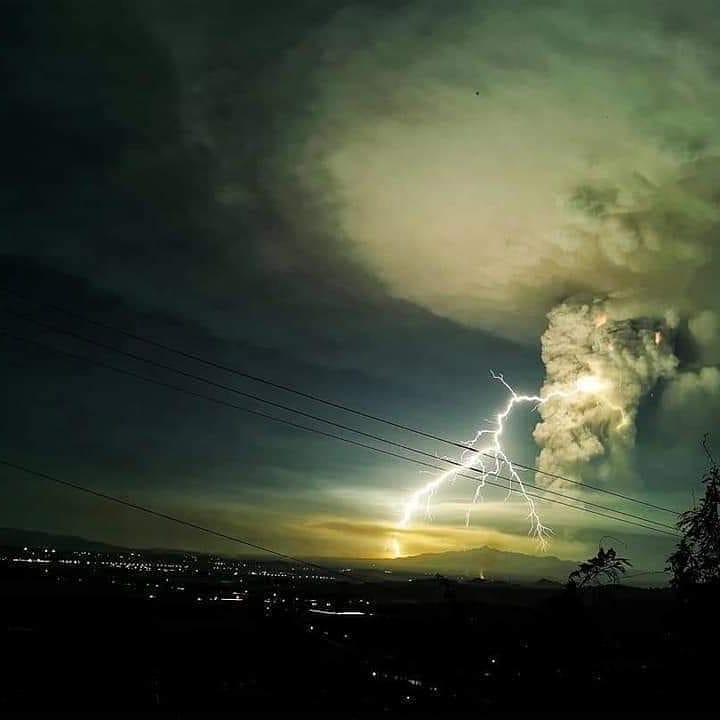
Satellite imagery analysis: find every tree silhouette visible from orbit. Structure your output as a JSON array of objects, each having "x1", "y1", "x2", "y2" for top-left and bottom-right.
[
  {"x1": 567, "y1": 546, "x2": 631, "y2": 589},
  {"x1": 667, "y1": 537, "x2": 700, "y2": 591},
  {"x1": 667, "y1": 435, "x2": 720, "y2": 589},
  {"x1": 435, "y1": 573, "x2": 457, "y2": 602}
]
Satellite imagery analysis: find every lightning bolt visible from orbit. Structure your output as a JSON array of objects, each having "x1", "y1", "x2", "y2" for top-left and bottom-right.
[{"x1": 397, "y1": 371, "x2": 619, "y2": 550}]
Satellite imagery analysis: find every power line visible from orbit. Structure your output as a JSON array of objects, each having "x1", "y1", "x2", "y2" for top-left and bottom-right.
[
  {"x1": 1, "y1": 309, "x2": 679, "y2": 530},
  {"x1": 0, "y1": 292, "x2": 681, "y2": 516},
  {"x1": 0, "y1": 330, "x2": 679, "y2": 537},
  {"x1": 0, "y1": 458, "x2": 357, "y2": 582},
  {"x1": 0, "y1": 328, "x2": 678, "y2": 535},
  {"x1": 0, "y1": 455, "x2": 674, "y2": 602}
]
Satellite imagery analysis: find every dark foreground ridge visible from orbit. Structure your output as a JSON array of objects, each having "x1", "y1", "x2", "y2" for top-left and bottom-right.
[{"x1": 0, "y1": 537, "x2": 715, "y2": 711}]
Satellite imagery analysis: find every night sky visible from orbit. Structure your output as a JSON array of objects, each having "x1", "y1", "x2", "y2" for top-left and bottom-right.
[{"x1": 2, "y1": 0, "x2": 719, "y2": 568}]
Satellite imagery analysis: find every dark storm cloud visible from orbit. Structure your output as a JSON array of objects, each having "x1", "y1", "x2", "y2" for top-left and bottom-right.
[
  {"x1": 0, "y1": 0, "x2": 371, "y2": 341},
  {"x1": 1, "y1": 0, "x2": 713, "y2": 561},
  {"x1": 2, "y1": 0, "x2": 212, "y2": 270},
  {"x1": 273, "y1": 0, "x2": 720, "y2": 340},
  {"x1": 259, "y1": 0, "x2": 720, "y2": 459},
  {"x1": 1, "y1": 0, "x2": 541, "y2": 392},
  {"x1": 1, "y1": 0, "x2": 523, "y2": 387}
]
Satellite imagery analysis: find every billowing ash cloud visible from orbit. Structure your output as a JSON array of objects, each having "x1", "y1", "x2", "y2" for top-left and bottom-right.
[
  {"x1": 533, "y1": 302, "x2": 678, "y2": 485},
  {"x1": 276, "y1": 0, "x2": 720, "y2": 345},
  {"x1": 269, "y1": 0, "x2": 720, "y2": 470}
]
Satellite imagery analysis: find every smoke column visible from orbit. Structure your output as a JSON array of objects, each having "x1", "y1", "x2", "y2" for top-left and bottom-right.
[{"x1": 533, "y1": 302, "x2": 679, "y2": 488}]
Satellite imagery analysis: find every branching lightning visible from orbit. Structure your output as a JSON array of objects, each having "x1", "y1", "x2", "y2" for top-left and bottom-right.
[
  {"x1": 398, "y1": 371, "x2": 619, "y2": 549},
  {"x1": 395, "y1": 306, "x2": 677, "y2": 555}
]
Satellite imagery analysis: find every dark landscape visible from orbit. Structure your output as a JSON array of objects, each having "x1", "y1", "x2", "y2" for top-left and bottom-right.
[
  {"x1": 3, "y1": 0, "x2": 720, "y2": 712},
  {"x1": 1, "y1": 529, "x2": 715, "y2": 711}
]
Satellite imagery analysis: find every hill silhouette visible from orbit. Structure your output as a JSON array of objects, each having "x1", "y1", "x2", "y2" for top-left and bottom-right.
[
  {"x1": 0, "y1": 527, "x2": 121, "y2": 552},
  {"x1": 383, "y1": 545, "x2": 578, "y2": 582}
]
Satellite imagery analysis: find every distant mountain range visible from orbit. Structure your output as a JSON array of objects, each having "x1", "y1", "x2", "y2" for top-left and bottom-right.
[
  {"x1": 0, "y1": 527, "x2": 188, "y2": 556},
  {"x1": 324, "y1": 546, "x2": 664, "y2": 586},
  {"x1": 0, "y1": 527, "x2": 122, "y2": 552},
  {"x1": 389, "y1": 546, "x2": 579, "y2": 582},
  {"x1": 339, "y1": 546, "x2": 579, "y2": 583},
  {"x1": 0, "y1": 528, "x2": 665, "y2": 585}
]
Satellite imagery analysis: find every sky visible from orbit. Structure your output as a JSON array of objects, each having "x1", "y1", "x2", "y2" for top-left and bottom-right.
[{"x1": 1, "y1": 0, "x2": 719, "y2": 569}]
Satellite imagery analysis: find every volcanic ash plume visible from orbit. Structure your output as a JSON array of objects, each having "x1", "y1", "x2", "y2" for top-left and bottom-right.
[{"x1": 533, "y1": 302, "x2": 679, "y2": 487}]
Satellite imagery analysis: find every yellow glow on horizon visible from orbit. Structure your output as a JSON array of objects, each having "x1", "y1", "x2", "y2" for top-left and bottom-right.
[
  {"x1": 388, "y1": 536, "x2": 402, "y2": 559},
  {"x1": 295, "y1": 514, "x2": 588, "y2": 562}
]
